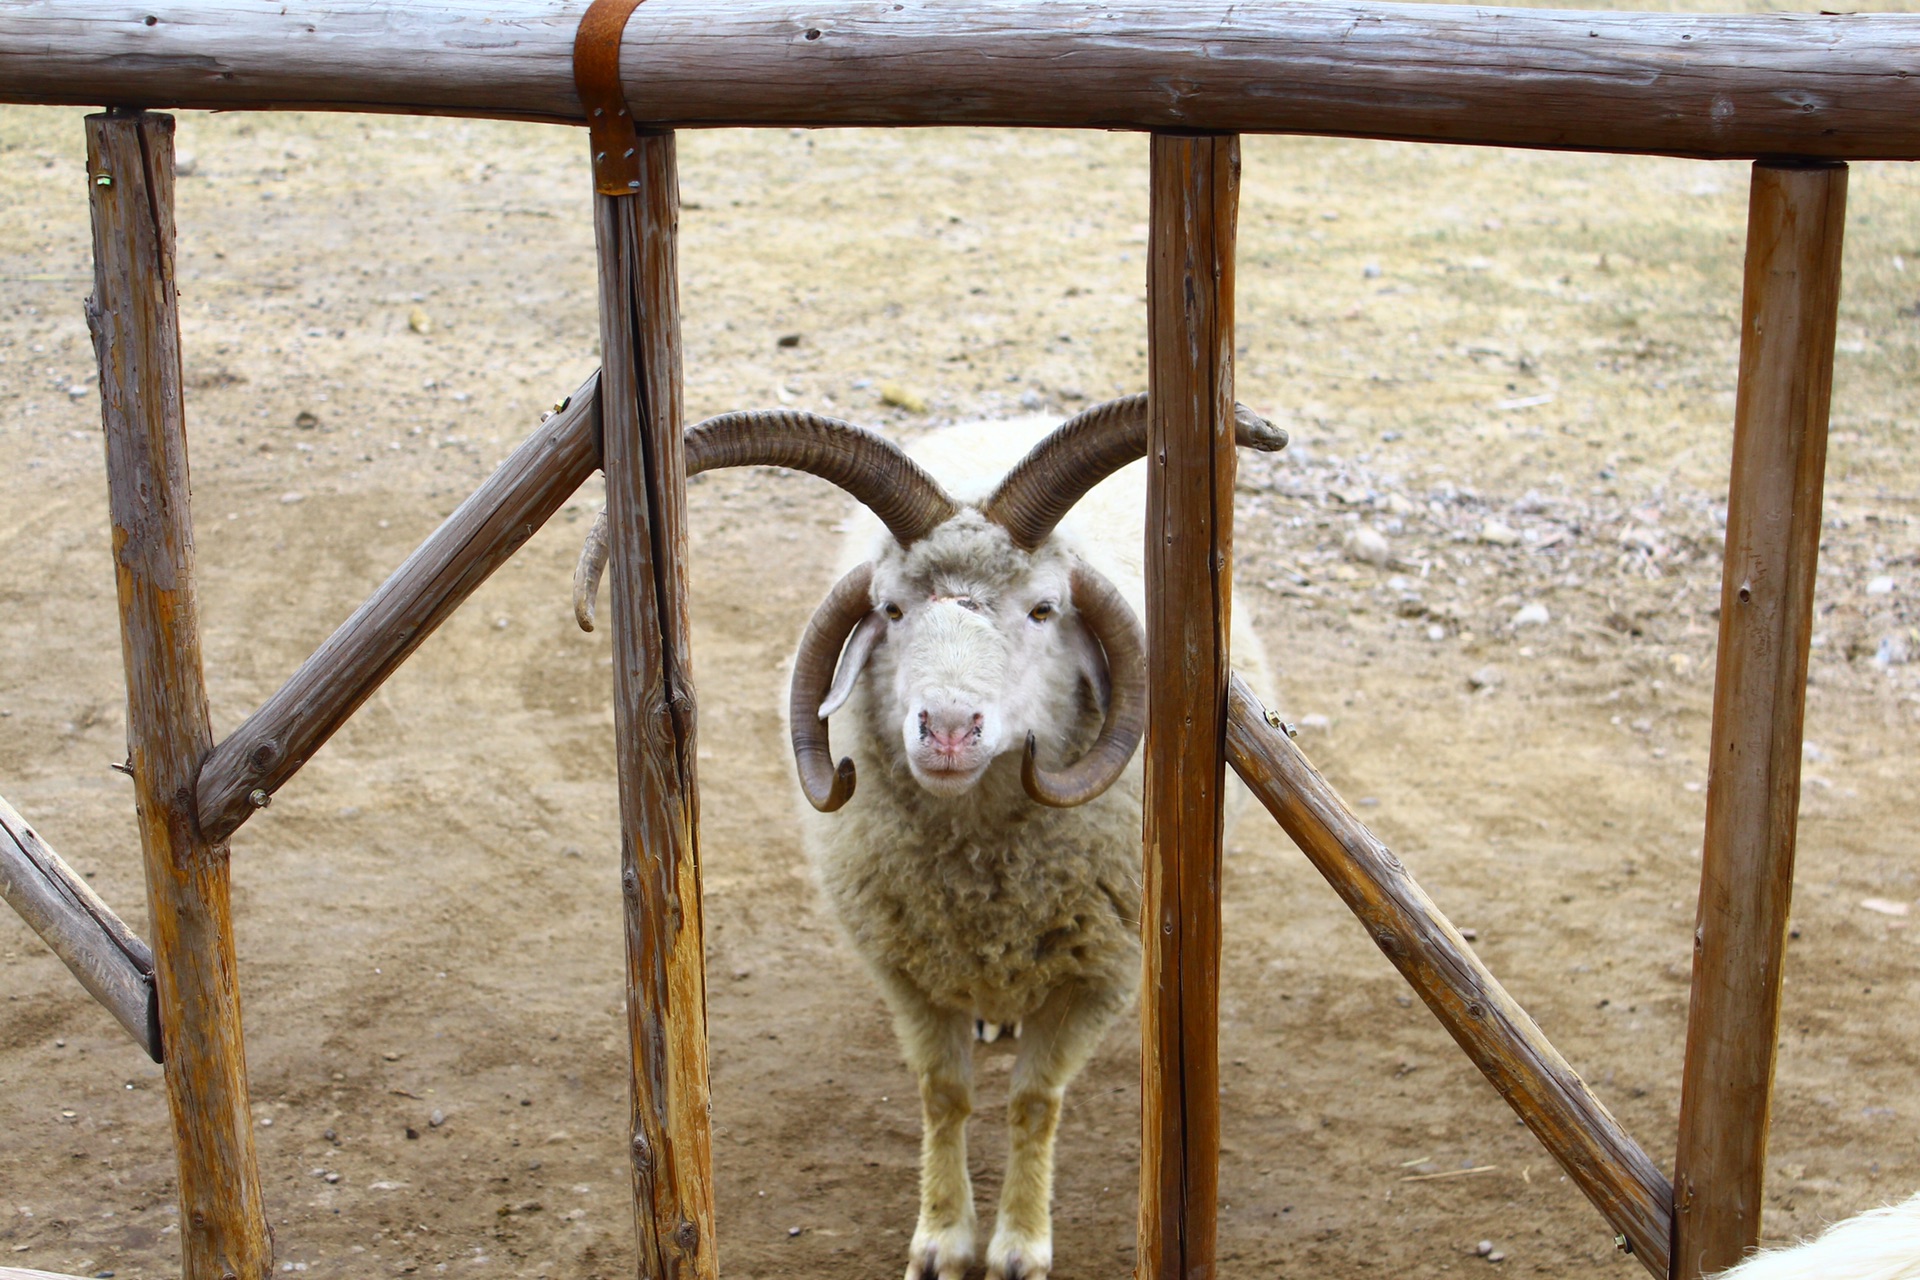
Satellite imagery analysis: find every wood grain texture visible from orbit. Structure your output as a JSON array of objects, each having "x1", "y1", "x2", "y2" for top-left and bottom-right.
[
  {"x1": 1223, "y1": 674, "x2": 1672, "y2": 1276},
  {"x1": 1139, "y1": 131, "x2": 1236, "y2": 1280},
  {"x1": 195, "y1": 374, "x2": 602, "y2": 842},
  {"x1": 593, "y1": 133, "x2": 716, "y2": 1279},
  {"x1": 0, "y1": 791, "x2": 160, "y2": 1059},
  {"x1": 1672, "y1": 161, "x2": 1847, "y2": 1280},
  {"x1": 8, "y1": 2, "x2": 1920, "y2": 158},
  {"x1": 85, "y1": 110, "x2": 272, "y2": 1280}
]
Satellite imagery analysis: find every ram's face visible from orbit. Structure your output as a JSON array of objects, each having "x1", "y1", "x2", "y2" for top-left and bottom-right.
[{"x1": 867, "y1": 515, "x2": 1089, "y2": 796}]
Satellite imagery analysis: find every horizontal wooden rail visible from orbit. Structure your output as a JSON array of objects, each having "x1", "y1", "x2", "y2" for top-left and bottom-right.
[
  {"x1": 6, "y1": 2, "x2": 1920, "y2": 159},
  {"x1": 0, "y1": 792, "x2": 160, "y2": 1060},
  {"x1": 1223, "y1": 673, "x2": 1671, "y2": 1276},
  {"x1": 1, "y1": 1268, "x2": 96, "y2": 1280},
  {"x1": 195, "y1": 372, "x2": 602, "y2": 842}
]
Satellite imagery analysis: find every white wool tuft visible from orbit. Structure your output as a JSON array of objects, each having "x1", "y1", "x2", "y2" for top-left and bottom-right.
[{"x1": 1713, "y1": 1192, "x2": 1920, "y2": 1280}]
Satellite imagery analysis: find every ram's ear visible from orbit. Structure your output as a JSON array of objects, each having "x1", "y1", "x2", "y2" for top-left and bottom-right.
[
  {"x1": 818, "y1": 610, "x2": 888, "y2": 720},
  {"x1": 1066, "y1": 615, "x2": 1112, "y2": 717}
]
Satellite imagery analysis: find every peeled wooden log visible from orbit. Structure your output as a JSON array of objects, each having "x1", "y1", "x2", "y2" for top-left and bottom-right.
[
  {"x1": 1138, "y1": 130, "x2": 1238, "y2": 1280},
  {"x1": 0, "y1": 792, "x2": 160, "y2": 1060},
  {"x1": 1223, "y1": 673, "x2": 1671, "y2": 1276},
  {"x1": 5, "y1": 2, "x2": 1920, "y2": 159},
  {"x1": 89, "y1": 108, "x2": 272, "y2": 1280},
  {"x1": 195, "y1": 373, "x2": 602, "y2": 843},
  {"x1": 1673, "y1": 161, "x2": 1847, "y2": 1280}
]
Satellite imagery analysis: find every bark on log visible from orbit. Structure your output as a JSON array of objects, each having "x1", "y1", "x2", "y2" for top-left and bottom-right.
[
  {"x1": 1672, "y1": 161, "x2": 1846, "y2": 1280},
  {"x1": 593, "y1": 133, "x2": 716, "y2": 1279},
  {"x1": 1139, "y1": 131, "x2": 1237, "y2": 1280},
  {"x1": 1223, "y1": 674, "x2": 1672, "y2": 1276},
  {"x1": 0, "y1": 792, "x2": 160, "y2": 1060},
  {"x1": 195, "y1": 374, "x2": 602, "y2": 842},
  {"x1": 86, "y1": 109, "x2": 272, "y2": 1280},
  {"x1": 6, "y1": 2, "x2": 1920, "y2": 159}
]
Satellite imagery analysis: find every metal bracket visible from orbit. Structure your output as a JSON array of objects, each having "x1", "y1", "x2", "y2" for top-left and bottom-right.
[{"x1": 573, "y1": 0, "x2": 650, "y2": 196}]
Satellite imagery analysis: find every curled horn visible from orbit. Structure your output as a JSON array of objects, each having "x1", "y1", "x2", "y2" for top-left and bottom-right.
[
  {"x1": 980, "y1": 393, "x2": 1288, "y2": 551},
  {"x1": 576, "y1": 407, "x2": 957, "y2": 630},
  {"x1": 789, "y1": 563, "x2": 878, "y2": 813},
  {"x1": 1021, "y1": 562, "x2": 1147, "y2": 808}
]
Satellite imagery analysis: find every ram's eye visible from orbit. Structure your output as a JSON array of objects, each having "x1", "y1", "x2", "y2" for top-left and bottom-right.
[
  {"x1": 1028, "y1": 602, "x2": 1056, "y2": 622},
  {"x1": 884, "y1": 602, "x2": 904, "y2": 621}
]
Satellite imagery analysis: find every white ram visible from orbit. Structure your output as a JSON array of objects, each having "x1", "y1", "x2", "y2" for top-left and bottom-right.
[
  {"x1": 1711, "y1": 1191, "x2": 1920, "y2": 1279},
  {"x1": 577, "y1": 395, "x2": 1281, "y2": 1280}
]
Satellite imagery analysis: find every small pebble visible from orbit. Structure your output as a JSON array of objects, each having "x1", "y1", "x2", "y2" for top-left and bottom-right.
[
  {"x1": 1479, "y1": 520, "x2": 1522, "y2": 547},
  {"x1": 1475, "y1": 1240, "x2": 1494, "y2": 1257},
  {"x1": 1512, "y1": 602, "x2": 1551, "y2": 628},
  {"x1": 405, "y1": 1126, "x2": 419, "y2": 1140},
  {"x1": 1344, "y1": 526, "x2": 1392, "y2": 568},
  {"x1": 1468, "y1": 666, "x2": 1504, "y2": 692},
  {"x1": 1488, "y1": 1251, "x2": 1506, "y2": 1264},
  {"x1": 430, "y1": 1109, "x2": 446, "y2": 1127},
  {"x1": 787, "y1": 1227, "x2": 802, "y2": 1238}
]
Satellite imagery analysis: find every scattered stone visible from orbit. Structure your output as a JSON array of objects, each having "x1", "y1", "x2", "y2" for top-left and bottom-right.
[
  {"x1": 1344, "y1": 526, "x2": 1392, "y2": 567},
  {"x1": 1512, "y1": 602, "x2": 1550, "y2": 628},
  {"x1": 1668, "y1": 653, "x2": 1694, "y2": 676},
  {"x1": 175, "y1": 153, "x2": 199, "y2": 177},
  {"x1": 1426, "y1": 624, "x2": 1447, "y2": 642},
  {"x1": 1487, "y1": 1251, "x2": 1507, "y2": 1264},
  {"x1": 279, "y1": 491, "x2": 306, "y2": 505},
  {"x1": 294, "y1": 410, "x2": 320, "y2": 430},
  {"x1": 1468, "y1": 666, "x2": 1504, "y2": 692},
  {"x1": 323, "y1": 1172, "x2": 340, "y2": 1185},
  {"x1": 1867, "y1": 575, "x2": 1896, "y2": 596},
  {"x1": 1874, "y1": 633, "x2": 1912, "y2": 668},
  {"x1": 408, "y1": 307, "x2": 433, "y2": 335},
  {"x1": 1479, "y1": 520, "x2": 1521, "y2": 547},
  {"x1": 429, "y1": 1109, "x2": 446, "y2": 1127},
  {"x1": 776, "y1": 332, "x2": 802, "y2": 348},
  {"x1": 404, "y1": 1126, "x2": 419, "y2": 1140},
  {"x1": 1475, "y1": 1241, "x2": 1494, "y2": 1257},
  {"x1": 1860, "y1": 898, "x2": 1911, "y2": 917},
  {"x1": 1296, "y1": 713, "x2": 1332, "y2": 732},
  {"x1": 879, "y1": 382, "x2": 928, "y2": 413}
]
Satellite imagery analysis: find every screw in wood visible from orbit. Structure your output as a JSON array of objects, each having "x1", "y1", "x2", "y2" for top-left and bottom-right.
[{"x1": 247, "y1": 788, "x2": 271, "y2": 809}]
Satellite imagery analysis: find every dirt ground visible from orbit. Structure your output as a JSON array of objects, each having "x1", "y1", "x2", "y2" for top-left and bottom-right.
[{"x1": 4, "y1": 15, "x2": 1919, "y2": 1279}]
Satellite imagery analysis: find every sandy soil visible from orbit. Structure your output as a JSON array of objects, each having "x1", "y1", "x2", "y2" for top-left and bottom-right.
[{"x1": 3, "y1": 17, "x2": 1919, "y2": 1278}]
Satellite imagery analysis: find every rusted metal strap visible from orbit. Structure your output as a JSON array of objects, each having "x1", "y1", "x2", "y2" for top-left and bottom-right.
[{"x1": 574, "y1": 0, "x2": 649, "y2": 195}]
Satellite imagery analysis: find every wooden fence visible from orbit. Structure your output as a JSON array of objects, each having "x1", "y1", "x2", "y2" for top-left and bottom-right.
[{"x1": 0, "y1": 3, "x2": 1902, "y2": 1279}]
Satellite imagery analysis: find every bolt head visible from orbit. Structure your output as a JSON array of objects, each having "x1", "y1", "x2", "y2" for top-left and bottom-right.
[{"x1": 248, "y1": 788, "x2": 272, "y2": 809}]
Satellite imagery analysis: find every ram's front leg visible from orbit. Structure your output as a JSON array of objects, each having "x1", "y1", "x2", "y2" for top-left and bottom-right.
[
  {"x1": 879, "y1": 973, "x2": 977, "y2": 1280},
  {"x1": 988, "y1": 982, "x2": 1126, "y2": 1280}
]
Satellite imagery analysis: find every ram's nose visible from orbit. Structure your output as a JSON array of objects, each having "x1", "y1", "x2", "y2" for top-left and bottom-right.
[{"x1": 918, "y1": 707, "x2": 984, "y2": 759}]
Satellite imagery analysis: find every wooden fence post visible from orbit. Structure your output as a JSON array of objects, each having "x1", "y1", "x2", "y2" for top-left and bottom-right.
[
  {"x1": 588, "y1": 126, "x2": 717, "y2": 1276},
  {"x1": 85, "y1": 109, "x2": 272, "y2": 1280},
  {"x1": 1672, "y1": 160, "x2": 1847, "y2": 1280},
  {"x1": 1139, "y1": 131, "x2": 1239, "y2": 1280}
]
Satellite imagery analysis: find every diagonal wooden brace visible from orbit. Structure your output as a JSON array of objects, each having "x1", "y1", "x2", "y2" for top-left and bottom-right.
[
  {"x1": 195, "y1": 374, "x2": 603, "y2": 842},
  {"x1": 0, "y1": 791, "x2": 160, "y2": 1061},
  {"x1": 1224, "y1": 673, "x2": 1673, "y2": 1277}
]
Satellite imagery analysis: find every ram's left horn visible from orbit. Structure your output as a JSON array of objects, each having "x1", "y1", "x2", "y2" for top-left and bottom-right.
[{"x1": 1021, "y1": 562, "x2": 1147, "y2": 807}]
